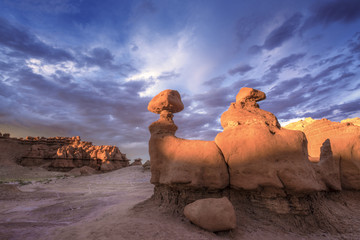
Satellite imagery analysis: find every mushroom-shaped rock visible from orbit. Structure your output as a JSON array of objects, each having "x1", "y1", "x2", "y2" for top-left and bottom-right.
[
  {"x1": 184, "y1": 197, "x2": 236, "y2": 232},
  {"x1": 148, "y1": 89, "x2": 184, "y2": 114},
  {"x1": 236, "y1": 87, "x2": 266, "y2": 103},
  {"x1": 215, "y1": 87, "x2": 325, "y2": 192}
]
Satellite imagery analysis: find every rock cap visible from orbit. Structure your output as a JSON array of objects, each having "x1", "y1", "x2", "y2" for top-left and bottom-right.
[
  {"x1": 236, "y1": 87, "x2": 266, "y2": 103},
  {"x1": 148, "y1": 89, "x2": 184, "y2": 114}
]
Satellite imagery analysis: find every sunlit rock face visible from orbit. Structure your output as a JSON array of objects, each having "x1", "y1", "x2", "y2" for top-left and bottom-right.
[
  {"x1": 215, "y1": 88, "x2": 325, "y2": 192},
  {"x1": 148, "y1": 87, "x2": 360, "y2": 218},
  {"x1": 285, "y1": 118, "x2": 360, "y2": 190},
  {"x1": 148, "y1": 87, "x2": 355, "y2": 193},
  {"x1": 341, "y1": 117, "x2": 360, "y2": 127},
  {"x1": 2, "y1": 135, "x2": 130, "y2": 172},
  {"x1": 148, "y1": 89, "x2": 229, "y2": 189}
]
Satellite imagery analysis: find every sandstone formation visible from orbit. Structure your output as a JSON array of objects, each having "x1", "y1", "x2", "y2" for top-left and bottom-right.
[
  {"x1": 0, "y1": 134, "x2": 129, "y2": 172},
  {"x1": 148, "y1": 87, "x2": 359, "y2": 224},
  {"x1": 184, "y1": 197, "x2": 236, "y2": 232},
  {"x1": 215, "y1": 88, "x2": 325, "y2": 192},
  {"x1": 130, "y1": 158, "x2": 142, "y2": 166},
  {"x1": 148, "y1": 89, "x2": 229, "y2": 189},
  {"x1": 142, "y1": 160, "x2": 150, "y2": 170},
  {"x1": 341, "y1": 117, "x2": 360, "y2": 126},
  {"x1": 285, "y1": 118, "x2": 360, "y2": 190}
]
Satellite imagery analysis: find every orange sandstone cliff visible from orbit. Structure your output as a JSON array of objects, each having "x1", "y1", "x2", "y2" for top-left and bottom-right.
[{"x1": 284, "y1": 117, "x2": 360, "y2": 190}]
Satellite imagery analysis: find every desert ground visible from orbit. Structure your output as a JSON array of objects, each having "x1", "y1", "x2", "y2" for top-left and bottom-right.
[{"x1": 1, "y1": 164, "x2": 360, "y2": 240}]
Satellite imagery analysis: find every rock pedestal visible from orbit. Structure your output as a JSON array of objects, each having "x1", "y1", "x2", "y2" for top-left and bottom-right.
[{"x1": 148, "y1": 89, "x2": 228, "y2": 189}]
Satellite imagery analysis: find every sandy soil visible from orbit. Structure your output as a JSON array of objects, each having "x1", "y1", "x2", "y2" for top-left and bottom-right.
[
  {"x1": 1, "y1": 140, "x2": 360, "y2": 240},
  {"x1": 1, "y1": 165, "x2": 359, "y2": 240}
]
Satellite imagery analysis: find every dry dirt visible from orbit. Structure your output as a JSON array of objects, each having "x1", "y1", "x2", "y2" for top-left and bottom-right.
[{"x1": 0, "y1": 166, "x2": 359, "y2": 240}]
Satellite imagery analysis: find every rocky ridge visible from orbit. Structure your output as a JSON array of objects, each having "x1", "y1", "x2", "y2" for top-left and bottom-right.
[
  {"x1": 284, "y1": 117, "x2": 360, "y2": 190},
  {"x1": 0, "y1": 134, "x2": 129, "y2": 172}
]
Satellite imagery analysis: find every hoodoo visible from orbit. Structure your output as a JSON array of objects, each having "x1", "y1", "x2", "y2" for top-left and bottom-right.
[{"x1": 147, "y1": 87, "x2": 359, "y2": 224}]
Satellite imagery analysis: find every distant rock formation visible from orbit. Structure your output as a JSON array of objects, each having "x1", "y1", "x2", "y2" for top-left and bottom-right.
[
  {"x1": 142, "y1": 160, "x2": 151, "y2": 170},
  {"x1": 284, "y1": 117, "x2": 360, "y2": 190},
  {"x1": 0, "y1": 134, "x2": 129, "y2": 172},
  {"x1": 147, "y1": 88, "x2": 359, "y2": 218},
  {"x1": 341, "y1": 117, "x2": 360, "y2": 126},
  {"x1": 130, "y1": 158, "x2": 142, "y2": 166}
]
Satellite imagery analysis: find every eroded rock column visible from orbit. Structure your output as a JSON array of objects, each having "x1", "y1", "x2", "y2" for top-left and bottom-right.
[{"x1": 148, "y1": 89, "x2": 229, "y2": 189}]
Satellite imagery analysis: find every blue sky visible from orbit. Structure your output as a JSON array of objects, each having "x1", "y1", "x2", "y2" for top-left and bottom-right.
[{"x1": 0, "y1": 0, "x2": 359, "y2": 160}]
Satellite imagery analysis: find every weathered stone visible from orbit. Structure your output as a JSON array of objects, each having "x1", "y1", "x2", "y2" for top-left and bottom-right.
[
  {"x1": 285, "y1": 118, "x2": 360, "y2": 190},
  {"x1": 149, "y1": 136, "x2": 229, "y2": 189},
  {"x1": 148, "y1": 89, "x2": 229, "y2": 189},
  {"x1": 215, "y1": 88, "x2": 324, "y2": 192},
  {"x1": 142, "y1": 160, "x2": 151, "y2": 170},
  {"x1": 184, "y1": 197, "x2": 236, "y2": 232},
  {"x1": 235, "y1": 87, "x2": 266, "y2": 103},
  {"x1": 130, "y1": 158, "x2": 142, "y2": 166},
  {"x1": 4, "y1": 136, "x2": 132, "y2": 172},
  {"x1": 147, "y1": 89, "x2": 184, "y2": 114}
]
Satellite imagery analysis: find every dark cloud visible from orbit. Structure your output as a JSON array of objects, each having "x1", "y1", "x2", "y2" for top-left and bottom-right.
[
  {"x1": 348, "y1": 32, "x2": 360, "y2": 54},
  {"x1": 2, "y1": 0, "x2": 81, "y2": 14},
  {"x1": 203, "y1": 75, "x2": 226, "y2": 88},
  {"x1": 303, "y1": 0, "x2": 360, "y2": 30},
  {"x1": 269, "y1": 53, "x2": 306, "y2": 73},
  {"x1": 137, "y1": 0, "x2": 156, "y2": 14},
  {"x1": 236, "y1": 17, "x2": 260, "y2": 42},
  {"x1": 79, "y1": 47, "x2": 136, "y2": 75},
  {"x1": 314, "y1": 60, "x2": 353, "y2": 79},
  {"x1": 0, "y1": 17, "x2": 74, "y2": 63},
  {"x1": 85, "y1": 48, "x2": 114, "y2": 67},
  {"x1": 311, "y1": 54, "x2": 344, "y2": 68},
  {"x1": 263, "y1": 13, "x2": 303, "y2": 50},
  {"x1": 228, "y1": 64, "x2": 253, "y2": 76},
  {"x1": 267, "y1": 75, "x2": 310, "y2": 97},
  {"x1": 248, "y1": 45, "x2": 262, "y2": 55}
]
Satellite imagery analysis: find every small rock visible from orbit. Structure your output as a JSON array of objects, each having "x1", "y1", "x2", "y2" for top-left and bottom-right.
[
  {"x1": 184, "y1": 197, "x2": 236, "y2": 232},
  {"x1": 142, "y1": 160, "x2": 151, "y2": 170}
]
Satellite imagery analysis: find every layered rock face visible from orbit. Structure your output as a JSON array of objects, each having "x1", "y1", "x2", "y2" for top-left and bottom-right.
[
  {"x1": 148, "y1": 88, "x2": 343, "y2": 194},
  {"x1": 215, "y1": 87, "x2": 325, "y2": 192},
  {"x1": 284, "y1": 118, "x2": 360, "y2": 190},
  {"x1": 148, "y1": 89, "x2": 229, "y2": 189},
  {"x1": 0, "y1": 134, "x2": 129, "y2": 172},
  {"x1": 148, "y1": 88, "x2": 360, "y2": 205}
]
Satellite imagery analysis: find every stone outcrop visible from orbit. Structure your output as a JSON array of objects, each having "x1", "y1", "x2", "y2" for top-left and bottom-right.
[
  {"x1": 0, "y1": 134, "x2": 129, "y2": 172},
  {"x1": 142, "y1": 160, "x2": 150, "y2": 170},
  {"x1": 341, "y1": 117, "x2": 360, "y2": 127},
  {"x1": 148, "y1": 89, "x2": 229, "y2": 189},
  {"x1": 285, "y1": 118, "x2": 360, "y2": 190},
  {"x1": 184, "y1": 197, "x2": 236, "y2": 232},
  {"x1": 130, "y1": 158, "x2": 142, "y2": 166},
  {"x1": 147, "y1": 87, "x2": 359, "y2": 225},
  {"x1": 215, "y1": 88, "x2": 324, "y2": 192},
  {"x1": 148, "y1": 88, "x2": 337, "y2": 193}
]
